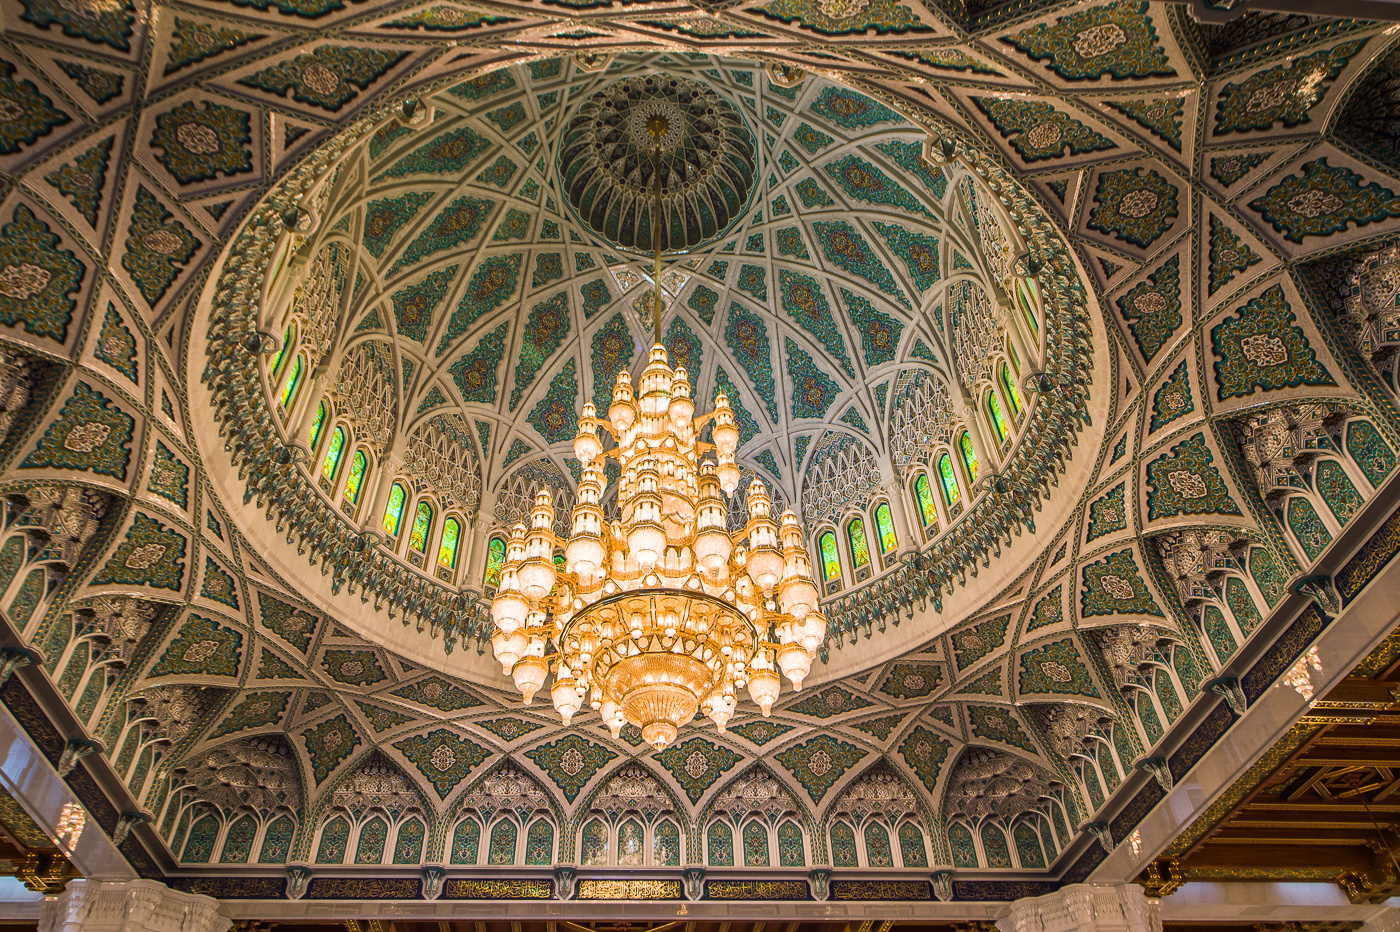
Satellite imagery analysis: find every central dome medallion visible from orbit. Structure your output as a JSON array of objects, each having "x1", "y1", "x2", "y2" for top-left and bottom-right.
[{"x1": 558, "y1": 73, "x2": 757, "y2": 253}]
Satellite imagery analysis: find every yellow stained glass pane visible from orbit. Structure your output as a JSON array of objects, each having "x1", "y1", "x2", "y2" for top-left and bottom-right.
[
  {"x1": 409, "y1": 502, "x2": 432, "y2": 553},
  {"x1": 938, "y1": 454, "x2": 960, "y2": 505},
  {"x1": 343, "y1": 451, "x2": 366, "y2": 503},
  {"x1": 847, "y1": 519, "x2": 870, "y2": 570},
  {"x1": 915, "y1": 475, "x2": 937, "y2": 526},
  {"x1": 437, "y1": 518, "x2": 460, "y2": 569},
  {"x1": 382, "y1": 484, "x2": 405, "y2": 536},
  {"x1": 321, "y1": 427, "x2": 344, "y2": 479},
  {"x1": 875, "y1": 504, "x2": 896, "y2": 556},
  {"x1": 959, "y1": 433, "x2": 979, "y2": 483},
  {"x1": 819, "y1": 532, "x2": 841, "y2": 582}
]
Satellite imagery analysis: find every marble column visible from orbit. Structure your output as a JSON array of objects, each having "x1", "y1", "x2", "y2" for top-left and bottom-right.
[
  {"x1": 997, "y1": 883, "x2": 1161, "y2": 932},
  {"x1": 40, "y1": 879, "x2": 230, "y2": 932}
]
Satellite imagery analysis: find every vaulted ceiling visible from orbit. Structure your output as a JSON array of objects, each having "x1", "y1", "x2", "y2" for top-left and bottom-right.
[{"x1": 0, "y1": 0, "x2": 1397, "y2": 901}]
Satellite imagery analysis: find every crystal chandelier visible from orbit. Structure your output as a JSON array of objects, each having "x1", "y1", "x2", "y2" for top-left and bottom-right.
[{"x1": 488, "y1": 111, "x2": 825, "y2": 750}]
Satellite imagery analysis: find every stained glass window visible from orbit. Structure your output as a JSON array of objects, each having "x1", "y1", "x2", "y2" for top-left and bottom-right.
[
  {"x1": 938, "y1": 454, "x2": 960, "y2": 506},
  {"x1": 819, "y1": 531, "x2": 841, "y2": 583},
  {"x1": 864, "y1": 821, "x2": 893, "y2": 867},
  {"x1": 743, "y1": 820, "x2": 769, "y2": 866},
  {"x1": 524, "y1": 819, "x2": 553, "y2": 865},
  {"x1": 1017, "y1": 278, "x2": 1040, "y2": 337},
  {"x1": 898, "y1": 822, "x2": 928, "y2": 868},
  {"x1": 451, "y1": 818, "x2": 479, "y2": 864},
  {"x1": 655, "y1": 820, "x2": 680, "y2": 866},
  {"x1": 309, "y1": 402, "x2": 325, "y2": 449},
  {"x1": 847, "y1": 518, "x2": 871, "y2": 571},
  {"x1": 874, "y1": 503, "x2": 896, "y2": 557},
  {"x1": 987, "y1": 392, "x2": 1008, "y2": 443},
  {"x1": 959, "y1": 433, "x2": 979, "y2": 483},
  {"x1": 393, "y1": 818, "x2": 424, "y2": 864},
  {"x1": 279, "y1": 356, "x2": 303, "y2": 409},
  {"x1": 483, "y1": 537, "x2": 505, "y2": 590},
  {"x1": 618, "y1": 819, "x2": 644, "y2": 866},
  {"x1": 315, "y1": 817, "x2": 350, "y2": 864},
  {"x1": 830, "y1": 822, "x2": 857, "y2": 867},
  {"x1": 914, "y1": 474, "x2": 937, "y2": 528},
  {"x1": 383, "y1": 484, "x2": 406, "y2": 537},
  {"x1": 343, "y1": 450, "x2": 367, "y2": 503},
  {"x1": 777, "y1": 820, "x2": 804, "y2": 866},
  {"x1": 271, "y1": 326, "x2": 294, "y2": 375},
  {"x1": 355, "y1": 817, "x2": 387, "y2": 864},
  {"x1": 321, "y1": 427, "x2": 345, "y2": 480},
  {"x1": 488, "y1": 819, "x2": 517, "y2": 865},
  {"x1": 1000, "y1": 363, "x2": 1024, "y2": 416},
  {"x1": 581, "y1": 819, "x2": 607, "y2": 865},
  {"x1": 409, "y1": 502, "x2": 433, "y2": 553},
  {"x1": 438, "y1": 517, "x2": 461, "y2": 569},
  {"x1": 707, "y1": 821, "x2": 734, "y2": 867}
]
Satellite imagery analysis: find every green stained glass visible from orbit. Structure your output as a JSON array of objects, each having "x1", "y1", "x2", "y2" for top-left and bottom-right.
[
  {"x1": 382, "y1": 483, "x2": 405, "y2": 536},
  {"x1": 271, "y1": 326, "x2": 294, "y2": 375},
  {"x1": 343, "y1": 451, "x2": 367, "y2": 503},
  {"x1": 279, "y1": 356, "x2": 303, "y2": 409},
  {"x1": 987, "y1": 392, "x2": 1008, "y2": 443},
  {"x1": 321, "y1": 427, "x2": 344, "y2": 479},
  {"x1": 938, "y1": 454, "x2": 960, "y2": 505},
  {"x1": 914, "y1": 474, "x2": 938, "y2": 527},
  {"x1": 409, "y1": 502, "x2": 433, "y2": 553},
  {"x1": 847, "y1": 518, "x2": 871, "y2": 570},
  {"x1": 655, "y1": 820, "x2": 680, "y2": 866},
  {"x1": 309, "y1": 402, "x2": 325, "y2": 449},
  {"x1": 819, "y1": 531, "x2": 841, "y2": 582},
  {"x1": 483, "y1": 537, "x2": 505, "y2": 589},
  {"x1": 1000, "y1": 364, "x2": 1023, "y2": 416},
  {"x1": 1017, "y1": 278, "x2": 1039, "y2": 336},
  {"x1": 438, "y1": 517, "x2": 461, "y2": 569},
  {"x1": 959, "y1": 433, "x2": 979, "y2": 483},
  {"x1": 875, "y1": 503, "x2": 896, "y2": 556}
]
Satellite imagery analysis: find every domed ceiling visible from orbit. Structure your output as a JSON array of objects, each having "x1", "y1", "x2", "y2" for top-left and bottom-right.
[
  {"x1": 0, "y1": 0, "x2": 1395, "y2": 905},
  {"x1": 208, "y1": 53, "x2": 1098, "y2": 676}
]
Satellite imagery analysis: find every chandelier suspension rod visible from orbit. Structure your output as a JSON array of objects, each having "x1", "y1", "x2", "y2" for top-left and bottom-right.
[{"x1": 648, "y1": 116, "x2": 666, "y2": 346}]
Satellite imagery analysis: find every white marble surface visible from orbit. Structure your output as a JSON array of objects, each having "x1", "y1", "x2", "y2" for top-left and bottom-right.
[{"x1": 0, "y1": 703, "x2": 136, "y2": 883}]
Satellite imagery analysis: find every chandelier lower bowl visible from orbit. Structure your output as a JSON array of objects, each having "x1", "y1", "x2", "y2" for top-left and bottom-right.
[{"x1": 607, "y1": 653, "x2": 717, "y2": 750}]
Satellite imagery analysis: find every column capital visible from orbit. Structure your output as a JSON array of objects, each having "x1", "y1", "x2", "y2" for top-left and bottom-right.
[
  {"x1": 40, "y1": 878, "x2": 231, "y2": 932},
  {"x1": 997, "y1": 883, "x2": 1161, "y2": 932}
]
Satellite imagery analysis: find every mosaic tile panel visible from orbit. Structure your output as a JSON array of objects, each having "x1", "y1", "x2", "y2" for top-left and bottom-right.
[
  {"x1": 655, "y1": 736, "x2": 742, "y2": 803},
  {"x1": 775, "y1": 734, "x2": 865, "y2": 801},
  {"x1": 394, "y1": 728, "x2": 490, "y2": 798},
  {"x1": 1211, "y1": 284, "x2": 1334, "y2": 399}
]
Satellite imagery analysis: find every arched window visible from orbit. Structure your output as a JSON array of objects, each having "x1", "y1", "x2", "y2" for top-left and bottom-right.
[
  {"x1": 864, "y1": 821, "x2": 893, "y2": 867},
  {"x1": 655, "y1": 819, "x2": 680, "y2": 866},
  {"x1": 315, "y1": 816, "x2": 350, "y2": 864},
  {"x1": 743, "y1": 820, "x2": 769, "y2": 866},
  {"x1": 707, "y1": 821, "x2": 734, "y2": 867},
  {"x1": 279, "y1": 356, "x2": 303, "y2": 409},
  {"x1": 524, "y1": 819, "x2": 553, "y2": 865},
  {"x1": 913, "y1": 474, "x2": 938, "y2": 529},
  {"x1": 488, "y1": 819, "x2": 517, "y2": 865},
  {"x1": 409, "y1": 502, "x2": 433, "y2": 554},
  {"x1": 847, "y1": 517, "x2": 872, "y2": 579},
  {"x1": 986, "y1": 392, "x2": 1008, "y2": 444},
  {"x1": 382, "y1": 483, "x2": 406, "y2": 538},
  {"x1": 898, "y1": 822, "x2": 928, "y2": 868},
  {"x1": 483, "y1": 536, "x2": 506, "y2": 592},
  {"x1": 438, "y1": 517, "x2": 462, "y2": 570},
  {"x1": 581, "y1": 819, "x2": 607, "y2": 865},
  {"x1": 393, "y1": 818, "x2": 425, "y2": 864},
  {"x1": 959, "y1": 432, "x2": 979, "y2": 483},
  {"x1": 1000, "y1": 363, "x2": 1024, "y2": 417},
  {"x1": 271, "y1": 325, "x2": 295, "y2": 376},
  {"x1": 1016, "y1": 277, "x2": 1040, "y2": 338},
  {"x1": 830, "y1": 822, "x2": 857, "y2": 867},
  {"x1": 308, "y1": 402, "x2": 326, "y2": 450},
  {"x1": 777, "y1": 820, "x2": 805, "y2": 867},
  {"x1": 355, "y1": 817, "x2": 387, "y2": 864},
  {"x1": 818, "y1": 530, "x2": 841, "y2": 591},
  {"x1": 617, "y1": 819, "x2": 644, "y2": 866},
  {"x1": 874, "y1": 503, "x2": 897, "y2": 558},
  {"x1": 321, "y1": 427, "x2": 345, "y2": 481},
  {"x1": 343, "y1": 450, "x2": 368, "y2": 504},
  {"x1": 937, "y1": 453, "x2": 960, "y2": 506},
  {"x1": 451, "y1": 818, "x2": 479, "y2": 864}
]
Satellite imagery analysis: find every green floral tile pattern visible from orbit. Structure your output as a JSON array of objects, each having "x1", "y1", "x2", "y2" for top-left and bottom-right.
[
  {"x1": 1211, "y1": 284, "x2": 1335, "y2": 399},
  {"x1": 394, "y1": 728, "x2": 489, "y2": 798},
  {"x1": 897, "y1": 725, "x2": 949, "y2": 793},
  {"x1": 655, "y1": 736, "x2": 743, "y2": 803},
  {"x1": 151, "y1": 101, "x2": 253, "y2": 185},
  {"x1": 301, "y1": 714, "x2": 361, "y2": 784},
  {"x1": 526, "y1": 734, "x2": 617, "y2": 802},
  {"x1": 1080, "y1": 549, "x2": 1163, "y2": 617},
  {"x1": 22, "y1": 381, "x2": 133, "y2": 478},
  {"x1": 1017, "y1": 639, "x2": 1100, "y2": 698},
  {"x1": 973, "y1": 97, "x2": 1115, "y2": 162},
  {"x1": 240, "y1": 46, "x2": 407, "y2": 111},
  {"x1": 1088, "y1": 167, "x2": 1179, "y2": 248},
  {"x1": 1145, "y1": 432, "x2": 1242, "y2": 519},
  {"x1": 150, "y1": 613, "x2": 242, "y2": 677},
  {"x1": 1003, "y1": 1, "x2": 1173, "y2": 80},
  {"x1": 1214, "y1": 41, "x2": 1363, "y2": 136},
  {"x1": 1249, "y1": 159, "x2": 1400, "y2": 243},
  {"x1": 1086, "y1": 483, "x2": 1127, "y2": 542},
  {"x1": 776, "y1": 734, "x2": 865, "y2": 801}
]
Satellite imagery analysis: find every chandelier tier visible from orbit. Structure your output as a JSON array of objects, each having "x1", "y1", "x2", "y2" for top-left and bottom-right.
[{"x1": 489, "y1": 106, "x2": 824, "y2": 751}]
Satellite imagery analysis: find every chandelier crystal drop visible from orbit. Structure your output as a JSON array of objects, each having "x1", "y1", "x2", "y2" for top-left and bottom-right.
[{"x1": 489, "y1": 105, "x2": 824, "y2": 751}]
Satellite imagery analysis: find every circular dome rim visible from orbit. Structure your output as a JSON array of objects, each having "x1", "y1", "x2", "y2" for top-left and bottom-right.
[{"x1": 188, "y1": 51, "x2": 1108, "y2": 690}]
